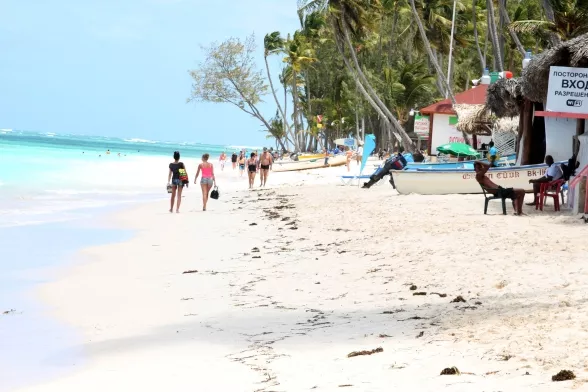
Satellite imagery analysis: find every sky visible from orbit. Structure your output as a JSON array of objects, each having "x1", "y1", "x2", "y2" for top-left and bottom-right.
[{"x1": 0, "y1": 0, "x2": 301, "y2": 145}]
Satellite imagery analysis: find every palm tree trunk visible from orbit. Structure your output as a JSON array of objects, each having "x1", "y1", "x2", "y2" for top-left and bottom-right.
[
  {"x1": 498, "y1": 0, "x2": 506, "y2": 64},
  {"x1": 291, "y1": 70, "x2": 301, "y2": 152},
  {"x1": 472, "y1": 0, "x2": 486, "y2": 72},
  {"x1": 541, "y1": 0, "x2": 561, "y2": 47},
  {"x1": 264, "y1": 56, "x2": 290, "y2": 133},
  {"x1": 408, "y1": 0, "x2": 472, "y2": 144},
  {"x1": 486, "y1": 0, "x2": 504, "y2": 71},
  {"x1": 408, "y1": 0, "x2": 457, "y2": 104},
  {"x1": 484, "y1": 20, "x2": 489, "y2": 66},
  {"x1": 337, "y1": 21, "x2": 414, "y2": 150},
  {"x1": 498, "y1": 3, "x2": 525, "y2": 55},
  {"x1": 334, "y1": 35, "x2": 409, "y2": 151}
]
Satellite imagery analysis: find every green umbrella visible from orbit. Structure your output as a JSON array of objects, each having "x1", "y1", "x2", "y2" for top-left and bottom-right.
[{"x1": 436, "y1": 142, "x2": 481, "y2": 158}]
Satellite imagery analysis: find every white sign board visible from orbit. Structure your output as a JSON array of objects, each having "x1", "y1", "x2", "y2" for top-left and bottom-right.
[
  {"x1": 430, "y1": 114, "x2": 490, "y2": 154},
  {"x1": 546, "y1": 66, "x2": 588, "y2": 113},
  {"x1": 414, "y1": 115, "x2": 430, "y2": 139}
]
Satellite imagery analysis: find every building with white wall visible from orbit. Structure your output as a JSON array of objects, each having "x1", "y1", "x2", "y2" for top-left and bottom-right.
[{"x1": 419, "y1": 85, "x2": 491, "y2": 154}]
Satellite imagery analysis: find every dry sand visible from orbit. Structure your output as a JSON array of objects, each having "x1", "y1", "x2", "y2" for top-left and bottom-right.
[{"x1": 14, "y1": 166, "x2": 588, "y2": 391}]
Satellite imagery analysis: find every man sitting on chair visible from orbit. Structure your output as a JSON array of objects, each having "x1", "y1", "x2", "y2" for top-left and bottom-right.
[
  {"x1": 474, "y1": 161, "x2": 526, "y2": 215},
  {"x1": 526, "y1": 155, "x2": 563, "y2": 206}
]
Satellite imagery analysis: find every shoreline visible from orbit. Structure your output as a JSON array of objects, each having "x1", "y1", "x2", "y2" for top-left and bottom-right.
[
  {"x1": 0, "y1": 214, "x2": 134, "y2": 392},
  {"x1": 8, "y1": 169, "x2": 588, "y2": 391}
]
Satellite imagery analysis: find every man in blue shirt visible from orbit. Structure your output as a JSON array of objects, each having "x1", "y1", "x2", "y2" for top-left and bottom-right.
[{"x1": 488, "y1": 141, "x2": 498, "y2": 167}]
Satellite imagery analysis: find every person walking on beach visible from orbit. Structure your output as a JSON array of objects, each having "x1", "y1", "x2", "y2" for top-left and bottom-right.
[
  {"x1": 238, "y1": 152, "x2": 246, "y2": 177},
  {"x1": 259, "y1": 148, "x2": 273, "y2": 187},
  {"x1": 194, "y1": 154, "x2": 216, "y2": 211},
  {"x1": 231, "y1": 152, "x2": 238, "y2": 170},
  {"x1": 167, "y1": 151, "x2": 187, "y2": 213},
  {"x1": 356, "y1": 143, "x2": 363, "y2": 166},
  {"x1": 345, "y1": 147, "x2": 353, "y2": 172},
  {"x1": 323, "y1": 148, "x2": 330, "y2": 166},
  {"x1": 474, "y1": 161, "x2": 525, "y2": 215},
  {"x1": 219, "y1": 152, "x2": 227, "y2": 171},
  {"x1": 247, "y1": 152, "x2": 257, "y2": 189}
]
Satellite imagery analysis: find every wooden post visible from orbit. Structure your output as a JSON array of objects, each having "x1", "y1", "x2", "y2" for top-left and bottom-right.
[
  {"x1": 472, "y1": 134, "x2": 478, "y2": 150},
  {"x1": 575, "y1": 119, "x2": 585, "y2": 156},
  {"x1": 427, "y1": 113, "x2": 434, "y2": 155},
  {"x1": 521, "y1": 99, "x2": 533, "y2": 165}
]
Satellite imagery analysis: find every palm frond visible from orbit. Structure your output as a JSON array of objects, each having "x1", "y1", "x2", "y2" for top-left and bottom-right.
[{"x1": 509, "y1": 20, "x2": 554, "y2": 34}]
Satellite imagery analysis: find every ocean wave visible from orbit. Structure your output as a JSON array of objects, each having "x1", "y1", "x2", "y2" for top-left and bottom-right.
[
  {"x1": 0, "y1": 128, "x2": 12, "y2": 133},
  {"x1": 123, "y1": 138, "x2": 158, "y2": 144},
  {"x1": 227, "y1": 145, "x2": 264, "y2": 151}
]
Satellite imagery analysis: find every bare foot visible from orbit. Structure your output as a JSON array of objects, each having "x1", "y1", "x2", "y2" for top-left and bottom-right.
[
  {"x1": 169, "y1": 209, "x2": 173, "y2": 213},
  {"x1": 176, "y1": 209, "x2": 180, "y2": 213}
]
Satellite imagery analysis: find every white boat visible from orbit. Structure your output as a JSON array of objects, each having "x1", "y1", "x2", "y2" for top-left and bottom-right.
[
  {"x1": 273, "y1": 155, "x2": 347, "y2": 172},
  {"x1": 391, "y1": 163, "x2": 550, "y2": 195}
]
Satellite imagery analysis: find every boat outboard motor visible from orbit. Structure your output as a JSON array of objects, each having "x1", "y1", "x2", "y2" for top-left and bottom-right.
[{"x1": 362, "y1": 153, "x2": 407, "y2": 189}]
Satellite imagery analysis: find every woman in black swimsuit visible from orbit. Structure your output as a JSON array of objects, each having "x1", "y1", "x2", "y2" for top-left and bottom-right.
[{"x1": 247, "y1": 152, "x2": 257, "y2": 189}]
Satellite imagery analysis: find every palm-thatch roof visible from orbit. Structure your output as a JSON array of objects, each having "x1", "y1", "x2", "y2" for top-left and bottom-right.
[
  {"x1": 521, "y1": 33, "x2": 588, "y2": 103},
  {"x1": 486, "y1": 78, "x2": 523, "y2": 118},
  {"x1": 495, "y1": 117, "x2": 519, "y2": 134},
  {"x1": 453, "y1": 104, "x2": 493, "y2": 135}
]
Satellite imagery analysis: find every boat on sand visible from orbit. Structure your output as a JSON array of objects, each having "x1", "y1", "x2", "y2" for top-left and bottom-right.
[
  {"x1": 405, "y1": 154, "x2": 516, "y2": 170},
  {"x1": 274, "y1": 155, "x2": 346, "y2": 172},
  {"x1": 391, "y1": 163, "x2": 550, "y2": 195}
]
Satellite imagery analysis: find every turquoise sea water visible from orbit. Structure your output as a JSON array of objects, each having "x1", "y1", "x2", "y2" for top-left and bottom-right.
[
  {"x1": 0, "y1": 129, "x2": 260, "y2": 227},
  {"x1": 0, "y1": 130, "x2": 263, "y2": 390}
]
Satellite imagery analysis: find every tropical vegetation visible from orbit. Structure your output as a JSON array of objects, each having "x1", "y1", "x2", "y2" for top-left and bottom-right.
[{"x1": 189, "y1": 0, "x2": 588, "y2": 152}]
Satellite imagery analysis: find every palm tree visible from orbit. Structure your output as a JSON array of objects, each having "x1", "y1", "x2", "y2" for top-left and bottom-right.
[
  {"x1": 299, "y1": 0, "x2": 416, "y2": 151},
  {"x1": 486, "y1": 0, "x2": 504, "y2": 71},
  {"x1": 282, "y1": 32, "x2": 317, "y2": 151},
  {"x1": 264, "y1": 32, "x2": 291, "y2": 148},
  {"x1": 510, "y1": 0, "x2": 588, "y2": 42},
  {"x1": 408, "y1": 0, "x2": 457, "y2": 103},
  {"x1": 472, "y1": 0, "x2": 486, "y2": 71}
]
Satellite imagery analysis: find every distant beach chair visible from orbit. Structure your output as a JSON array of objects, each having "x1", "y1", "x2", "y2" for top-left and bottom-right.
[
  {"x1": 340, "y1": 174, "x2": 374, "y2": 185},
  {"x1": 340, "y1": 166, "x2": 382, "y2": 186}
]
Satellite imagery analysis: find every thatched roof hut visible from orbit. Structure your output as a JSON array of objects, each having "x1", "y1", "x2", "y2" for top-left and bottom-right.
[
  {"x1": 495, "y1": 117, "x2": 519, "y2": 134},
  {"x1": 454, "y1": 102, "x2": 519, "y2": 136},
  {"x1": 453, "y1": 104, "x2": 492, "y2": 135},
  {"x1": 521, "y1": 32, "x2": 588, "y2": 103},
  {"x1": 486, "y1": 78, "x2": 523, "y2": 118}
]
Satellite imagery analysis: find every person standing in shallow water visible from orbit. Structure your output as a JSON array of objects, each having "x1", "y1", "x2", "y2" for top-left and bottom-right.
[
  {"x1": 238, "y1": 152, "x2": 246, "y2": 177},
  {"x1": 219, "y1": 152, "x2": 226, "y2": 171},
  {"x1": 231, "y1": 152, "x2": 238, "y2": 170},
  {"x1": 194, "y1": 153, "x2": 216, "y2": 211},
  {"x1": 167, "y1": 151, "x2": 187, "y2": 213}
]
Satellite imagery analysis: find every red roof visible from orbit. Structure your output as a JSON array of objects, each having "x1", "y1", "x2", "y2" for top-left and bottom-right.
[{"x1": 419, "y1": 84, "x2": 489, "y2": 115}]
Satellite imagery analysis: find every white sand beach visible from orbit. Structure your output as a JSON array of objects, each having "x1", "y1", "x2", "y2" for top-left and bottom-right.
[{"x1": 13, "y1": 166, "x2": 588, "y2": 392}]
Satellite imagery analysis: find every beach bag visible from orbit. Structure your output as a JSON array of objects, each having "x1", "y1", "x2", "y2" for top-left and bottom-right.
[
  {"x1": 210, "y1": 186, "x2": 219, "y2": 200},
  {"x1": 178, "y1": 168, "x2": 189, "y2": 185}
]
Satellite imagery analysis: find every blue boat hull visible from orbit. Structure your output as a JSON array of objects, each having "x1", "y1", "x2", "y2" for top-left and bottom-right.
[{"x1": 404, "y1": 154, "x2": 516, "y2": 170}]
